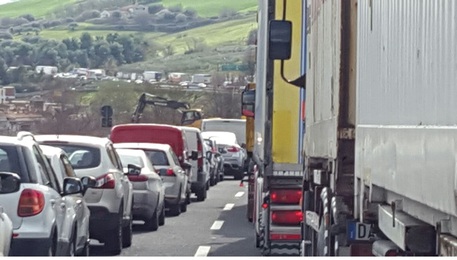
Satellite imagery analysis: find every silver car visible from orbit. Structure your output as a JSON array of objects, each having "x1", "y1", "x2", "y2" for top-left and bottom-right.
[
  {"x1": 114, "y1": 148, "x2": 166, "y2": 231},
  {"x1": 201, "y1": 131, "x2": 246, "y2": 180},
  {"x1": 112, "y1": 143, "x2": 190, "y2": 217},
  {"x1": 35, "y1": 135, "x2": 134, "y2": 256},
  {"x1": 40, "y1": 145, "x2": 93, "y2": 256}
]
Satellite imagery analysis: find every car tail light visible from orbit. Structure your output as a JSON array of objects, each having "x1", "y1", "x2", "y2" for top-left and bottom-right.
[
  {"x1": 197, "y1": 141, "x2": 203, "y2": 169},
  {"x1": 227, "y1": 146, "x2": 240, "y2": 152},
  {"x1": 128, "y1": 175, "x2": 148, "y2": 182},
  {"x1": 270, "y1": 189, "x2": 302, "y2": 204},
  {"x1": 17, "y1": 189, "x2": 45, "y2": 217},
  {"x1": 94, "y1": 173, "x2": 115, "y2": 189},
  {"x1": 166, "y1": 168, "x2": 175, "y2": 176},
  {"x1": 271, "y1": 210, "x2": 303, "y2": 225}
]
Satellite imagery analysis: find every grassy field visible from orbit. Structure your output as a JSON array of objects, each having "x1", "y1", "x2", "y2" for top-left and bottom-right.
[
  {"x1": 161, "y1": 0, "x2": 257, "y2": 17},
  {"x1": 145, "y1": 16, "x2": 257, "y2": 53},
  {"x1": 0, "y1": 0, "x2": 78, "y2": 18},
  {"x1": 38, "y1": 15, "x2": 256, "y2": 52}
]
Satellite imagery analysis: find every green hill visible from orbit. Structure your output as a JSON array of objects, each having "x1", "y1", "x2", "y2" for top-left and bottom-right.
[{"x1": 0, "y1": 0, "x2": 257, "y2": 19}]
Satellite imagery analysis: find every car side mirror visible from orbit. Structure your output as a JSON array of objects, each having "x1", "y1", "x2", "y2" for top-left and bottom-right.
[
  {"x1": 190, "y1": 150, "x2": 199, "y2": 161},
  {"x1": 127, "y1": 164, "x2": 142, "y2": 175},
  {"x1": 80, "y1": 176, "x2": 96, "y2": 195},
  {"x1": 182, "y1": 161, "x2": 192, "y2": 170},
  {"x1": 0, "y1": 172, "x2": 21, "y2": 194},
  {"x1": 63, "y1": 177, "x2": 84, "y2": 196},
  {"x1": 206, "y1": 151, "x2": 212, "y2": 161}
]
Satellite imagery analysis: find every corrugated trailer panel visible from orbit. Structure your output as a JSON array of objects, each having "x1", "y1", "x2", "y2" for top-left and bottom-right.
[
  {"x1": 305, "y1": 0, "x2": 342, "y2": 159},
  {"x1": 356, "y1": 0, "x2": 457, "y2": 227},
  {"x1": 271, "y1": 0, "x2": 304, "y2": 164}
]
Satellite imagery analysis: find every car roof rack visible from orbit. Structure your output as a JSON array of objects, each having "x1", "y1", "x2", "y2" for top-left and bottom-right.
[{"x1": 17, "y1": 131, "x2": 36, "y2": 141}]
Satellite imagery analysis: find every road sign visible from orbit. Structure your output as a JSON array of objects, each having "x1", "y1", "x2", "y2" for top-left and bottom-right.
[
  {"x1": 100, "y1": 105, "x2": 113, "y2": 118},
  {"x1": 101, "y1": 117, "x2": 113, "y2": 127}
]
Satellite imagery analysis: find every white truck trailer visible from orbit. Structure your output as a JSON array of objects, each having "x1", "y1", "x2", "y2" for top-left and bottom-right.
[{"x1": 267, "y1": 0, "x2": 457, "y2": 256}]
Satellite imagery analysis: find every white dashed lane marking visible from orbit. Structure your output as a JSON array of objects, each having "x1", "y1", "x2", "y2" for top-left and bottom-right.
[
  {"x1": 223, "y1": 203, "x2": 235, "y2": 211},
  {"x1": 210, "y1": 220, "x2": 224, "y2": 230},
  {"x1": 194, "y1": 246, "x2": 211, "y2": 257},
  {"x1": 235, "y1": 191, "x2": 245, "y2": 197}
]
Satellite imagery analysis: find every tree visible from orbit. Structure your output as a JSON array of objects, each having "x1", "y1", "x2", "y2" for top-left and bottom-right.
[{"x1": 80, "y1": 32, "x2": 93, "y2": 50}]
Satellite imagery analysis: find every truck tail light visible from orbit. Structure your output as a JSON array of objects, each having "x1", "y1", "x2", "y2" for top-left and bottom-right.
[
  {"x1": 18, "y1": 189, "x2": 45, "y2": 217},
  {"x1": 227, "y1": 146, "x2": 240, "y2": 152},
  {"x1": 271, "y1": 210, "x2": 303, "y2": 225},
  {"x1": 270, "y1": 189, "x2": 302, "y2": 204},
  {"x1": 94, "y1": 173, "x2": 115, "y2": 189},
  {"x1": 128, "y1": 175, "x2": 148, "y2": 182}
]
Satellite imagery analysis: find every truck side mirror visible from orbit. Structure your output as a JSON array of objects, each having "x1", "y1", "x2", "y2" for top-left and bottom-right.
[
  {"x1": 241, "y1": 89, "x2": 255, "y2": 117},
  {"x1": 268, "y1": 20, "x2": 292, "y2": 60}
]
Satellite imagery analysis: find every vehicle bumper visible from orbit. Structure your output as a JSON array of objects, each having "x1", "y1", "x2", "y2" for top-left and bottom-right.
[
  {"x1": 87, "y1": 206, "x2": 120, "y2": 242},
  {"x1": 10, "y1": 237, "x2": 52, "y2": 256}
]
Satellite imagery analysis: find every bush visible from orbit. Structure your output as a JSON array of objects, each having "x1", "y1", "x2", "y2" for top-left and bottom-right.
[
  {"x1": 148, "y1": 4, "x2": 164, "y2": 14},
  {"x1": 0, "y1": 32, "x2": 13, "y2": 40},
  {"x1": 175, "y1": 13, "x2": 187, "y2": 23},
  {"x1": 75, "y1": 10, "x2": 101, "y2": 22},
  {"x1": 168, "y1": 4, "x2": 183, "y2": 13}
]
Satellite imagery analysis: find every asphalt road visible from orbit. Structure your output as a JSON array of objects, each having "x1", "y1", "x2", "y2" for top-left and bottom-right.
[{"x1": 89, "y1": 177, "x2": 262, "y2": 257}]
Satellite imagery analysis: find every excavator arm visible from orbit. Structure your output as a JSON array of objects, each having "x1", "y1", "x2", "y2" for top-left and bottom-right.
[{"x1": 131, "y1": 92, "x2": 191, "y2": 123}]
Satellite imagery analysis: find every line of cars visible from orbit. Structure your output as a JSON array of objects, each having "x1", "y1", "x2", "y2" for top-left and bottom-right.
[{"x1": 0, "y1": 118, "x2": 247, "y2": 257}]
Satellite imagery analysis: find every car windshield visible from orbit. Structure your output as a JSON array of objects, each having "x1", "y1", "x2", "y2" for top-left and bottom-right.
[
  {"x1": 144, "y1": 150, "x2": 169, "y2": 166},
  {"x1": 118, "y1": 153, "x2": 144, "y2": 168},
  {"x1": 48, "y1": 144, "x2": 101, "y2": 169}
]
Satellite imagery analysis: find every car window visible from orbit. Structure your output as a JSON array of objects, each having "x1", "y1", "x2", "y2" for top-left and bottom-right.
[
  {"x1": 144, "y1": 150, "x2": 169, "y2": 166},
  {"x1": 49, "y1": 144, "x2": 101, "y2": 169},
  {"x1": 169, "y1": 149, "x2": 180, "y2": 166},
  {"x1": 118, "y1": 153, "x2": 144, "y2": 168},
  {"x1": 107, "y1": 144, "x2": 123, "y2": 170},
  {"x1": 33, "y1": 145, "x2": 60, "y2": 192},
  {"x1": 0, "y1": 145, "x2": 23, "y2": 178},
  {"x1": 60, "y1": 155, "x2": 76, "y2": 178}
]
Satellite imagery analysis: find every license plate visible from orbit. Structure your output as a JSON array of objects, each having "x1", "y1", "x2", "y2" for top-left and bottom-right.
[{"x1": 347, "y1": 221, "x2": 372, "y2": 241}]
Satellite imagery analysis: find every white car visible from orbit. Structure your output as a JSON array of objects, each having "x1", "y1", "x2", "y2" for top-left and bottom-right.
[
  {"x1": 113, "y1": 143, "x2": 190, "y2": 217},
  {"x1": 0, "y1": 132, "x2": 92, "y2": 256},
  {"x1": 40, "y1": 145, "x2": 93, "y2": 256},
  {"x1": 35, "y1": 135, "x2": 134, "y2": 255},
  {"x1": 0, "y1": 206, "x2": 12, "y2": 256},
  {"x1": 201, "y1": 131, "x2": 246, "y2": 180},
  {"x1": 114, "y1": 148, "x2": 166, "y2": 231}
]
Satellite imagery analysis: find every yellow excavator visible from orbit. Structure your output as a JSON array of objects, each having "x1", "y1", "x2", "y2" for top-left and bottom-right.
[{"x1": 131, "y1": 92, "x2": 204, "y2": 128}]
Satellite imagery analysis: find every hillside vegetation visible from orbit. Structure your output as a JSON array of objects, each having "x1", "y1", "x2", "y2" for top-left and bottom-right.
[{"x1": 0, "y1": 0, "x2": 257, "y2": 19}]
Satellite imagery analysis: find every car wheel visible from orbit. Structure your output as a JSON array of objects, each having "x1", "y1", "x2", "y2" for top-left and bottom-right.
[
  {"x1": 105, "y1": 212, "x2": 123, "y2": 255},
  {"x1": 144, "y1": 206, "x2": 159, "y2": 231},
  {"x1": 219, "y1": 172, "x2": 224, "y2": 182},
  {"x1": 186, "y1": 188, "x2": 191, "y2": 205},
  {"x1": 159, "y1": 204, "x2": 165, "y2": 226},
  {"x1": 168, "y1": 203, "x2": 181, "y2": 216},
  {"x1": 180, "y1": 200, "x2": 187, "y2": 213},
  {"x1": 46, "y1": 233, "x2": 57, "y2": 256},
  {"x1": 210, "y1": 174, "x2": 215, "y2": 186},
  {"x1": 196, "y1": 186, "x2": 207, "y2": 202},
  {"x1": 206, "y1": 180, "x2": 210, "y2": 190},
  {"x1": 68, "y1": 233, "x2": 76, "y2": 256},
  {"x1": 122, "y1": 211, "x2": 133, "y2": 248}
]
